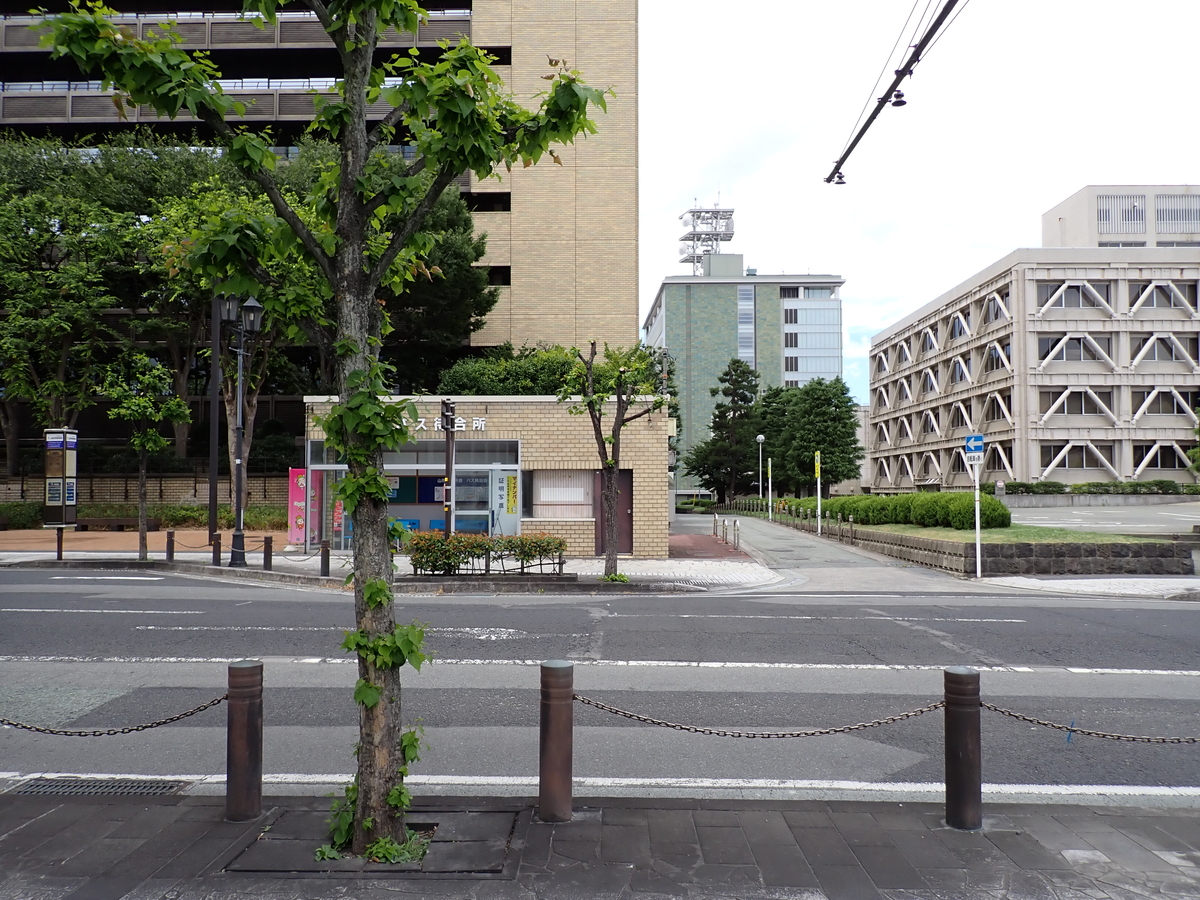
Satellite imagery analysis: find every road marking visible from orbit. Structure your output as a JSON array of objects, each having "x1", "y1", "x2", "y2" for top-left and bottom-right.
[
  {"x1": 131, "y1": 626, "x2": 535, "y2": 640},
  {"x1": 0, "y1": 608, "x2": 204, "y2": 615},
  {"x1": 2, "y1": 655, "x2": 1199, "y2": 677},
  {"x1": 609, "y1": 614, "x2": 1027, "y2": 623},
  {"x1": 49, "y1": 576, "x2": 165, "y2": 581}
]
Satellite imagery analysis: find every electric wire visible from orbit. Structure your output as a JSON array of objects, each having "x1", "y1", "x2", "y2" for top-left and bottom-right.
[
  {"x1": 917, "y1": 0, "x2": 972, "y2": 66},
  {"x1": 838, "y1": 0, "x2": 922, "y2": 159}
]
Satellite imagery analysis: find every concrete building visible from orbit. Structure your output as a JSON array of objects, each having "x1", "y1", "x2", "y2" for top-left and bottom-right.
[
  {"x1": 0, "y1": 0, "x2": 638, "y2": 350},
  {"x1": 304, "y1": 394, "x2": 670, "y2": 558},
  {"x1": 643, "y1": 252, "x2": 844, "y2": 494},
  {"x1": 868, "y1": 186, "x2": 1200, "y2": 492}
]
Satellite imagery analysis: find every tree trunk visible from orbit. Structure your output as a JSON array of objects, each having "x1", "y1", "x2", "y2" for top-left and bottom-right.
[
  {"x1": 172, "y1": 365, "x2": 192, "y2": 458},
  {"x1": 137, "y1": 447, "x2": 148, "y2": 561},
  {"x1": 0, "y1": 400, "x2": 19, "y2": 477},
  {"x1": 222, "y1": 385, "x2": 257, "y2": 514},
  {"x1": 601, "y1": 465, "x2": 619, "y2": 577}
]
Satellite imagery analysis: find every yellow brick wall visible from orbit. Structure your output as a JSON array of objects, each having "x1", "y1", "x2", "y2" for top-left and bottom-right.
[
  {"x1": 468, "y1": 0, "x2": 638, "y2": 351},
  {"x1": 305, "y1": 395, "x2": 668, "y2": 558}
]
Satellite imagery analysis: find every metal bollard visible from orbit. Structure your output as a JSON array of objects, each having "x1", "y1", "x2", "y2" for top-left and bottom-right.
[
  {"x1": 721, "y1": 519, "x2": 728, "y2": 544},
  {"x1": 849, "y1": 515, "x2": 855, "y2": 543},
  {"x1": 538, "y1": 660, "x2": 573, "y2": 822},
  {"x1": 837, "y1": 513, "x2": 843, "y2": 542},
  {"x1": 733, "y1": 519, "x2": 740, "y2": 549},
  {"x1": 944, "y1": 667, "x2": 982, "y2": 830},
  {"x1": 56, "y1": 526, "x2": 64, "y2": 561},
  {"x1": 226, "y1": 660, "x2": 264, "y2": 822},
  {"x1": 320, "y1": 540, "x2": 330, "y2": 577},
  {"x1": 165, "y1": 529, "x2": 175, "y2": 562},
  {"x1": 262, "y1": 535, "x2": 272, "y2": 571},
  {"x1": 713, "y1": 513, "x2": 718, "y2": 537},
  {"x1": 212, "y1": 533, "x2": 221, "y2": 567}
]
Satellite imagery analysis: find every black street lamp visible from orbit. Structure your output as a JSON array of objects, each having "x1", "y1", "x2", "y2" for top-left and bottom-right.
[{"x1": 220, "y1": 295, "x2": 263, "y2": 567}]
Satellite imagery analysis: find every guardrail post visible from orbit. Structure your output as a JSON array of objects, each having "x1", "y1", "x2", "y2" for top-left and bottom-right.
[
  {"x1": 262, "y1": 535, "x2": 272, "y2": 571},
  {"x1": 226, "y1": 659, "x2": 263, "y2": 822},
  {"x1": 165, "y1": 529, "x2": 175, "y2": 562},
  {"x1": 320, "y1": 539, "x2": 330, "y2": 577},
  {"x1": 539, "y1": 660, "x2": 573, "y2": 823},
  {"x1": 212, "y1": 533, "x2": 221, "y2": 567},
  {"x1": 944, "y1": 666, "x2": 982, "y2": 830},
  {"x1": 722, "y1": 519, "x2": 728, "y2": 543}
]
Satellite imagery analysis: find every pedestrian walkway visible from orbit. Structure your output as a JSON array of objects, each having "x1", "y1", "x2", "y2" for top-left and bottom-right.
[{"x1": 1, "y1": 790, "x2": 1198, "y2": 899}]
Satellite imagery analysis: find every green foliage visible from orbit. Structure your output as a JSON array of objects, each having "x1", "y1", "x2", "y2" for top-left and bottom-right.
[
  {"x1": 343, "y1": 621, "x2": 427, "y2": 673},
  {"x1": 599, "y1": 573, "x2": 629, "y2": 583},
  {"x1": 987, "y1": 481, "x2": 1067, "y2": 495},
  {"x1": 1069, "y1": 479, "x2": 1181, "y2": 495},
  {"x1": 437, "y1": 344, "x2": 577, "y2": 395},
  {"x1": 772, "y1": 378, "x2": 864, "y2": 491},
  {"x1": 407, "y1": 532, "x2": 566, "y2": 575},
  {"x1": 99, "y1": 354, "x2": 191, "y2": 456},
  {"x1": 315, "y1": 844, "x2": 341, "y2": 861},
  {"x1": 0, "y1": 503, "x2": 43, "y2": 529},
  {"x1": 777, "y1": 492, "x2": 1011, "y2": 530},
  {"x1": 682, "y1": 358, "x2": 760, "y2": 502},
  {"x1": 353, "y1": 679, "x2": 382, "y2": 708},
  {"x1": 363, "y1": 830, "x2": 430, "y2": 864}
]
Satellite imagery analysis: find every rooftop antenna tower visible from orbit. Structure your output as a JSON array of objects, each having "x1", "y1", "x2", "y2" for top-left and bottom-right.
[{"x1": 677, "y1": 202, "x2": 734, "y2": 275}]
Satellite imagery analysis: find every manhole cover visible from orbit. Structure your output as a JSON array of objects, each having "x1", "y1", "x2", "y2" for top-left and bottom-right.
[{"x1": 15, "y1": 778, "x2": 187, "y2": 796}]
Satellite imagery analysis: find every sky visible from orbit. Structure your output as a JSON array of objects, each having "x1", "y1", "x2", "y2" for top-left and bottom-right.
[{"x1": 636, "y1": 0, "x2": 1200, "y2": 403}]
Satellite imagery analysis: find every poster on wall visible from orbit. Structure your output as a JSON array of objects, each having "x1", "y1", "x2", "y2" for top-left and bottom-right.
[{"x1": 288, "y1": 469, "x2": 306, "y2": 547}]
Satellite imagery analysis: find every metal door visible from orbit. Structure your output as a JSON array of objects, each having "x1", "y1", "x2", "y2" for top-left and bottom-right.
[{"x1": 594, "y1": 469, "x2": 633, "y2": 555}]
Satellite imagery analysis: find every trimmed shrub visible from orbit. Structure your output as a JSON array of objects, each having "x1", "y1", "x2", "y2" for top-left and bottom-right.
[
  {"x1": 0, "y1": 502, "x2": 42, "y2": 529},
  {"x1": 408, "y1": 532, "x2": 567, "y2": 575}
]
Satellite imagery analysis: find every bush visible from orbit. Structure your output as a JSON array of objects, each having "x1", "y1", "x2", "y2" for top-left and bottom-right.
[
  {"x1": 1185, "y1": 484, "x2": 1200, "y2": 495},
  {"x1": 0, "y1": 502, "x2": 42, "y2": 529},
  {"x1": 775, "y1": 490, "x2": 1009, "y2": 530},
  {"x1": 408, "y1": 532, "x2": 567, "y2": 575}
]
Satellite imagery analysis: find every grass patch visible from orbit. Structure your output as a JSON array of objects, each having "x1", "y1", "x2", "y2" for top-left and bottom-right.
[{"x1": 863, "y1": 523, "x2": 1159, "y2": 544}]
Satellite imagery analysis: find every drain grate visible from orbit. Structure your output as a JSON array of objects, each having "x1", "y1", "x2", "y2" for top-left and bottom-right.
[{"x1": 15, "y1": 778, "x2": 187, "y2": 796}]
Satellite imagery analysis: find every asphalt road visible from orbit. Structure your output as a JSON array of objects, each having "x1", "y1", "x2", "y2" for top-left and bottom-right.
[
  {"x1": 0, "y1": 568, "x2": 1198, "y2": 798},
  {"x1": 1009, "y1": 500, "x2": 1200, "y2": 534}
]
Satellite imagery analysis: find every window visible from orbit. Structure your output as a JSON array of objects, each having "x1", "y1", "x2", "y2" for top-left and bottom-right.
[
  {"x1": 948, "y1": 358, "x2": 971, "y2": 384},
  {"x1": 785, "y1": 380, "x2": 799, "y2": 387},
  {"x1": 949, "y1": 312, "x2": 970, "y2": 340},
  {"x1": 897, "y1": 379, "x2": 912, "y2": 402},
  {"x1": 783, "y1": 308, "x2": 798, "y2": 325},
  {"x1": 1133, "y1": 390, "x2": 1200, "y2": 415},
  {"x1": 785, "y1": 332, "x2": 799, "y2": 348},
  {"x1": 921, "y1": 327, "x2": 938, "y2": 353},
  {"x1": 483, "y1": 266, "x2": 511, "y2": 285},
  {"x1": 1130, "y1": 283, "x2": 1197, "y2": 310},
  {"x1": 899, "y1": 416, "x2": 914, "y2": 441},
  {"x1": 529, "y1": 470, "x2": 592, "y2": 519},
  {"x1": 922, "y1": 410, "x2": 940, "y2": 434},
  {"x1": 1157, "y1": 241, "x2": 1200, "y2": 248},
  {"x1": 1098, "y1": 241, "x2": 1146, "y2": 248},
  {"x1": 950, "y1": 453, "x2": 967, "y2": 474},
  {"x1": 983, "y1": 292, "x2": 1009, "y2": 324},
  {"x1": 876, "y1": 424, "x2": 889, "y2": 445},
  {"x1": 1155, "y1": 194, "x2": 1200, "y2": 234},
  {"x1": 785, "y1": 356, "x2": 799, "y2": 372},
  {"x1": 1040, "y1": 443, "x2": 1113, "y2": 469},
  {"x1": 1133, "y1": 335, "x2": 1198, "y2": 362},
  {"x1": 1134, "y1": 444, "x2": 1192, "y2": 469},
  {"x1": 737, "y1": 286, "x2": 755, "y2": 366},
  {"x1": 983, "y1": 342, "x2": 1010, "y2": 373},
  {"x1": 1038, "y1": 335, "x2": 1110, "y2": 361},
  {"x1": 984, "y1": 393, "x2": 1011, "y2": 422},
  {"x1": 804, "y1": 286, "x2": 833, "y2": 298},
  {"x1": 921, "y1": 370, "x2": 938, "y2": 394},
  {"x1": 780, "y1": 286, "x2": 800, "y2": 299},
  {"x1": 1038, "y1": 390, "x2": 1113, "y2": 415},
  {"x1": 1097, "y1": 194, "x2": 1146, "y2": 234},
  {"x1": 949, "y1": 405, "x2": 969, "y2": 429},
  {"x1": 921, "y1": 454, "x2": 936, "y2": 477},
  {"x1": 1037, "y1": 282, "x2": 1109, "y2": 308},
  {"x1": 985, "y1": 442, "x2": 1013, "y2": 472},
  {"x1": 898, "y1": 341, "x2": 911, "y2": 364}
]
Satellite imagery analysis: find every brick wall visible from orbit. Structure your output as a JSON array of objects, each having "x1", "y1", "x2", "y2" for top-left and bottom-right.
[{"x1": 0, "y1": 475, "x2": 288, "y2": 506}]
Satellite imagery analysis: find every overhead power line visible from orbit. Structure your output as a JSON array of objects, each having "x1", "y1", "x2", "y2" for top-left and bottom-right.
[{"x1": 824, "y1": 0, "x2": 961, "y2": 185}]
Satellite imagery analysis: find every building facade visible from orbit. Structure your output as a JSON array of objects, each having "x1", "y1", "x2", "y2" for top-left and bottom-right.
[
  {"x1": 304, "y1": 395, "x2": 670, "y2": 558},
  {"x1": 0, "y1": 0, "x2": 638, "y2": 350},
  {"x1": 868, "y1": 189, "x2": 1200, "y2": 491},
  {"x1": 643, "y1": 254, "x2": 844, "y2": 493}
]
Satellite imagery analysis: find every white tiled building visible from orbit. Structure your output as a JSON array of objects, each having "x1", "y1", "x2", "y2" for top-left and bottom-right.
[{"x1": 867, "y1": 186, "x2": 1200, "y2": 491}]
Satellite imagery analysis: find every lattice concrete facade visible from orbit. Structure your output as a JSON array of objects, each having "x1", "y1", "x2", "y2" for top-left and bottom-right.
[{"x1": 868, "y1": 247, "x2": 1200, "y2": 491}]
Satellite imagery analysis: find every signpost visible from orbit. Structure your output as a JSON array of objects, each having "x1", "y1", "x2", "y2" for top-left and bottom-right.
[
  {"x1": 815, "y1": 451, "x2": 822, "y2": 536},
  {"x1": 767, "y1": 457, "x2": 773, "y2": 522},
  {"x1": 965, "y1": 434, "x2": 984, "y2": 578}
]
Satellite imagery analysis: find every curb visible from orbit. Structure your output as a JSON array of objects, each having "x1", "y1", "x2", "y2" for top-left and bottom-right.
[{"x1": 3, "y1": 558, "x2": 707, "y2": 593}]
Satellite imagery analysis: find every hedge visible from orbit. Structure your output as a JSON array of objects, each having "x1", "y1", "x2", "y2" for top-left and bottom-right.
[
  {"x1": 981, "y1": 480, "x2": 1197, "y2": 496},
  {"x1": 0, "y1": 503, "x2": 287, "y2": 530},
  {"x1": 407, "y1": 532, "x2": 567, "y2": 575},
  {"x1": 774, "y1": 492, "x2": 1011, "y2": 530}
]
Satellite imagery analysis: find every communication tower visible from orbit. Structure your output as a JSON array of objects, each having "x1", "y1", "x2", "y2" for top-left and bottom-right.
[{"x1": 677, "y1": 205, "x2": 735, "y2": 275}]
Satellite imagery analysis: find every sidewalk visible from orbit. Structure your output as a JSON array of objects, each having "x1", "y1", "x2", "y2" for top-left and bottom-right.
[{"x1": 1, "y1": 790, "x2": 1198, "y2": 899}]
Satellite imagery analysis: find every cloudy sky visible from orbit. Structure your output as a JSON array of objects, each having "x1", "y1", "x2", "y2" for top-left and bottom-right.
[{"x1": 636, "y1": 0, "x2": 1200, "y2": 402}]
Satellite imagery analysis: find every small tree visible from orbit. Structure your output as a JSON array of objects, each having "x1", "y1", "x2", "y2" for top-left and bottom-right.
[
  {"x1": 99, "y1": 355, "x2": 191, "y2": 560},
  {"x1": 682, "y1": 358, "x2": 760, "y2": 501},
  {"x1": 780, "y1": 377, "x2": 864, "y2": 494},
  {"x1": 559, "y1": 342, "x2": 665, "y2": 577}
]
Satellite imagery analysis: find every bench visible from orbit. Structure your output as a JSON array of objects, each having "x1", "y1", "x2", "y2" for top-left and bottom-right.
[{"x1": 75, "y1": 517, "x2": 161, "y2": 532}]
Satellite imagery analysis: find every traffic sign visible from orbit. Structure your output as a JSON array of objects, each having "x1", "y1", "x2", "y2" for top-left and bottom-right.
[
  {"x1": 964, "y1": 434, "x2": 984, "y2": 466},
  {"x1": 814, "y1": 451, "x2": 821, "y2": 478}
]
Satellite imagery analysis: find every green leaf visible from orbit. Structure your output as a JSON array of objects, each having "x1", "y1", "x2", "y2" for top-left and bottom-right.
[{"x1": 353, "y1": 678, "x2": 381, "y2": 708}]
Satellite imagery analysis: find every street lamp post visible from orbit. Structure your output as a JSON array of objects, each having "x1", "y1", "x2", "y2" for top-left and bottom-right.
[
  {"x1": 219, "y1": 295, "x2": 263, "y2": 568},
  {"x1": 756, "y1": 434, "x2": 765, "y2": 499}
]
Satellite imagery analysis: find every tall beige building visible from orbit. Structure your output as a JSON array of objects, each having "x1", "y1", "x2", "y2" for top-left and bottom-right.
[{"x1": 0, "y1": 0, "x2": 639, "y2": 349}]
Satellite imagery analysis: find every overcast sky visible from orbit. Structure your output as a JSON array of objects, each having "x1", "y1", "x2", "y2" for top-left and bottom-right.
[{"x1": 635, "y1": 0, "x2": 1200, "y2": 403}]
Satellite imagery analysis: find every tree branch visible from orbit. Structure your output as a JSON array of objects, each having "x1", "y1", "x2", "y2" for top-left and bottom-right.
[
  {"x1": 366, "y1": 163, "x2": 458, "y2": 292},
  {"x1": 363, "y1": 155, "x2": 425, "y2": 217},
  {"x1": 297, "y1": 0, "x2": 352, "y2": 69},
  {"x1": 366, "y1": 100, "x2": 411, "y2": 153},
  {"x1": 195, "y1": 108, "x2": 337, "y2": 287},
  {"x1": 622, "y1": 405, "x2": 656, "y2": 425}
]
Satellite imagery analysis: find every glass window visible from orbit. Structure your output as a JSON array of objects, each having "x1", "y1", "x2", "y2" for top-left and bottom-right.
[
  {"x1": 983, "y1": 292, "x2": 1009, "y2": 323},
  {"x1": 785, "y1": 332, "x2": 799, "y2": 348},
  {"x1": 804, "y1": 286, "x2": 833, "y2": 298},
  {"x1": 1155, "y1": 195, "x2": 1200, "y2": 234},
  {"x1": 530, "y1": 470, "x2": 592, "y2": 519},
  {"x1": 783, "y1": 308, "x2": 798, "y2": 324},
  {"x1": 1097, "y1": 194, "x2": 1146, "y2": 234},
  {"x1": 737, "y1": 286, "x2": 755, "y2": 367},
  {"x1": 785, "y1": 356, "x2": 799, "y2": 372},
  {"x1": 779, "y1": 286, "x2": 799, "y2": 299}
]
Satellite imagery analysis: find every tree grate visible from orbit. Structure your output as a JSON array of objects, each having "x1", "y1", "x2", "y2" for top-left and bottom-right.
[{"x1": 14, "y1": 778, "x2": 187, "y2": 796}]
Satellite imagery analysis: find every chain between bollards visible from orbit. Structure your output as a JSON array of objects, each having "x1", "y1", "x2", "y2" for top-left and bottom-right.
[{"x1": 539, "y1": 660, "x2": 573, "y2": 822}]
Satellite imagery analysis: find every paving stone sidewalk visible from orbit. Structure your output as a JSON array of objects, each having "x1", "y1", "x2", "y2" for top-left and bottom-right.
[{"x1": 2, "y1": 792, "x2": 1199, "y2": 900}]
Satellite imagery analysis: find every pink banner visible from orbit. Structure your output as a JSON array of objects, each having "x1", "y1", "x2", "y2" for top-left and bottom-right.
[{"x1": 288, "y1": 468, "x2": 306, "y2": 546}]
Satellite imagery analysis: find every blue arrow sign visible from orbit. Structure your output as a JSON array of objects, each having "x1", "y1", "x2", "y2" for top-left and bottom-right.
[{"x1": 965, "y1": 434, "x2": 984, "y2": 453}]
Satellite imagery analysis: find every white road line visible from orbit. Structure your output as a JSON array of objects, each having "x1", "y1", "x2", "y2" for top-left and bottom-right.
[
  {"x1": 49, "y1": 576, "x2": 165, "y2": 581},
  {"x1": 131, "y1": 626, "x2": 535, "y2": 640},
  {"x1": 1, "y1": 655, "x2": 1199, "y2": 677},
  {"x1": 0, "y1": 608, "x2": 205, "y2": 615},
  {"x1": 609, "y1": 615, "x2": 1027, "y2": 623}
]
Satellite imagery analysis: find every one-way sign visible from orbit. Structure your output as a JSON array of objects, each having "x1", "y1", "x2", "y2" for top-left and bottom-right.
[{"x1": 964, "y1": 433, "x2": 984, "y2": 465}]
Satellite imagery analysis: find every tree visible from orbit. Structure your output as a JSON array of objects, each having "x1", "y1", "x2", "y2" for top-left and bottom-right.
[
  {"x1": 436, "y1": 344, "x2": 577, "y2": 395},
  {"x1": 682, "y1": 358, "x2": 760, "y2": 501},
  {"x1": 559, "y1": 342, "x2": 665, "y2": 578},
  {"x1": 778, "y1": 377, "x2": 864, "y2": 494},
  {"x1": 98, "y1": 354, "x2": 191, "y2": 559},
  {"x1": 42, "y1": 0, "x2": 606, "y2": 854}
]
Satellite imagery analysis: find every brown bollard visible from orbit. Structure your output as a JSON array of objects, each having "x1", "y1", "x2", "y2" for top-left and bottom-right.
[
  {"x1": 166, "y1": 529, "x2": 175, "y2": 562},
  {"x1": 212, "y1": 533, "x2": 221, "y2": 567},
  {"x1": 226, "y1": 660, "x2": 264, "y2": 822},
  {"x1": 56, "y1": 526, "x2": 64, "y2": 561},
  {"x1": 319, "y1": 540, "x2": 330, "y2": 577},
  {"x1": 944, "y1": 666, "x2": 982, "y2": 830},
  {"x1": 538, "y1": 660, "x2": 573, "y2": 823},
  {"x1": 262, "y1": 535, "x2": 272, "y2": 571}
]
